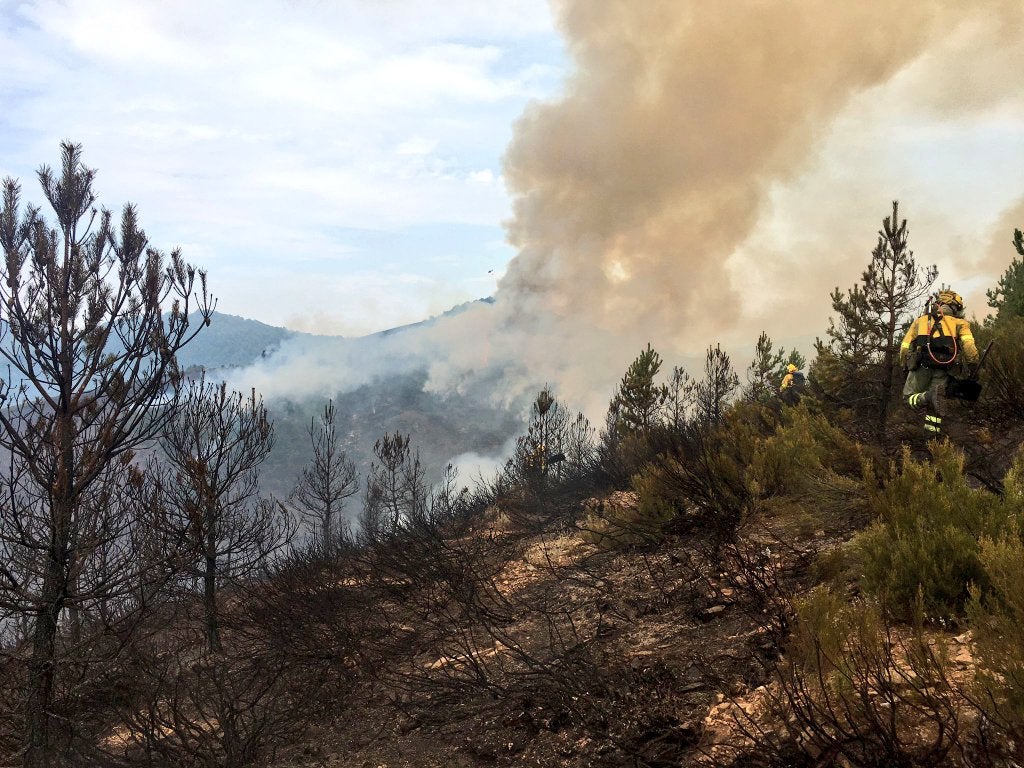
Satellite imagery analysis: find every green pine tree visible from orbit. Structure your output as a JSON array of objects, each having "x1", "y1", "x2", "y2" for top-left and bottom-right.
[
  {"x1": 743, "y1": 331, "x2": 786, "y2": 403},
  {"x1": 695, "y1": 344, "x2": 740, "y2": 425},
  {"x1": 612, "y1": 344, "x2": 669, "y2": 437},
  {"x1": 813, "y1": 201, "x2": 936, "y2": 435},
  {"x1": 985, "y1": 228, "x2": 1024, "y2": 326}
]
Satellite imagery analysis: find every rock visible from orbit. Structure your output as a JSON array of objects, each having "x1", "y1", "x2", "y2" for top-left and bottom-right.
[{"x1": 700, "y1": 605, "x2": 727, "y2": 621}]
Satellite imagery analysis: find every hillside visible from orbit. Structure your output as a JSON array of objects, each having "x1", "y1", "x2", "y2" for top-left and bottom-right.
[
  {"x1": 253, "y1": 381, "x2": 1024, "y2": 767},
  {"x1": 177, "y1": 300, "x2": 518, "y2": 503},
  {"x1": 6, "y1": 308, "x2": 1024, "y2": 767},
  {"x1": 177, "y1": 312, "x2": 301, "y2": 370},
  {"x1": 5, "y1": 207, "x2": 1024, "y2": 767},
  {"x1": 143, "y1": 384, "x2": 1018, "y2": 768}
]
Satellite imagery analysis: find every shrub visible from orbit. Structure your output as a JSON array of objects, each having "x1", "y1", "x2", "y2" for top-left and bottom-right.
[
  {"x1": 967, "y1": 528, "x2": 1024, "y2": 758},
  {"x1": 605, "y1": 403, "x2": 870, "y2": 551},
  {"x1": 717, "y1": 587, "x2": 962, "y2": 767},
  {"x1": 856, "y1": 441, "x2": 1022, "y2": 620},
  {"x1": 579, "y1": 483, "x2": 672, "y2": 549},
  {"x1": 647, "y1": 403, "x2": 779, "y2": 541},
  {"x1": 976, "y1": 316, "x2": 1024, "y2": 423},
  {"x1": 747, "y1": 405, "x2": 863, "y2": 499},
  {"x1": 747, "y1": 405, "x2": 869, "y2": 541}
]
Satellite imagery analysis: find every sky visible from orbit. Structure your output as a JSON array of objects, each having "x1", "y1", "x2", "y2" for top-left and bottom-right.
[
  {"x1": 0, "y1": 0, "x2": 565, "y2": 335},
  {"x1": 4, "y1": 1, "x2": 1024, "y2": 421}
]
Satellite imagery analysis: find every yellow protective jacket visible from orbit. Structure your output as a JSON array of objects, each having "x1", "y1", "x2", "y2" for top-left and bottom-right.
[
  {"x1": 899, "y1": 313, "x2": 979, "y2": 368},
  {"x1": 780, "y1": 373, "x2": 794, "y2": 390}
]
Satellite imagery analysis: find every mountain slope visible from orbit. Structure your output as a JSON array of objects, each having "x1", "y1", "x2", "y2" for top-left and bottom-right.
[
  {"x1": 177, "y1": 300, "x2": 518, "y2": 503},
  {"x1": 177, "y1": 313, "x2": 300, "y2": 369}
]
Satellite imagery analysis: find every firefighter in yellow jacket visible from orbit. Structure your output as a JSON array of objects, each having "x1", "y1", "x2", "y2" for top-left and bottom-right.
[
  {"x1": 899, "y1": 290, "x2": 979, "y2": 434},
  {"x1": 779, "y1": 363, "x2": 804, "y2": 405}
]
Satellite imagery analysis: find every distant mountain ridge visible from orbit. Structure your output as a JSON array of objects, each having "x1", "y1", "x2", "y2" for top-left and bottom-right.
[
  {"x1": 176, "y1": 313, "x2": 300, "y2": 370},
  {"x1": 179, "y1": 297, "x2": 494, "y2": 370},
  {"x1": 175, "y1": 298, "x2": 516, "y2": 503}
]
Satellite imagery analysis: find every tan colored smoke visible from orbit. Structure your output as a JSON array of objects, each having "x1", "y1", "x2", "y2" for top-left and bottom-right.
[{"x1": 478, "y1": 0, "x2": 1024, "y2": 407}]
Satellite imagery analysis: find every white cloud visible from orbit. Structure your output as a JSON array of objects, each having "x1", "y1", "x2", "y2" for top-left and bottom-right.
[
  {"x1": 0, "y1": 0, "x2": 563, "y2": 329},
  {"x1": 469, "y1": 169, "x2": 496, "y2": 184}
]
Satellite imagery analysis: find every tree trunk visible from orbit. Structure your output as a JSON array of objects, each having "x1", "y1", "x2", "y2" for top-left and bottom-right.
[
  {"x1": 24, "y1": 508, "x2": 71, "y2": 768},
  {"x1": 24, "y1": 582, "x2": 62, "y2": 768},
  {"x1": 878, "y1": 309, "x2": 899, "y2": 436},
  {"x1": 204, "y1": 521, "x2": 221, "y2": 653},
  {"x1": 323, "y1": 504, "x2": 333, "y2": 557},
  {"x1": 25, "y1": 412, "x2": 75, "y2": 768}
]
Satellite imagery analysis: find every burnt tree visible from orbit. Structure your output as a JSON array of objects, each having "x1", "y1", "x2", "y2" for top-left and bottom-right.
[
  {"x1": 0, "y1": 142, "x2": 213, "y2": 767},
  {"x1": 160, "y1": 377, "x2": 289, "y2": 653},
  {"x1": 290, "y1": 400, "x2": 358, "y2": 556}
]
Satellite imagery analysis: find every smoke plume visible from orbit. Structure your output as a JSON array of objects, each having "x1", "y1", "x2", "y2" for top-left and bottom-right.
[
  {"x1": 235, "y1": 1, "x2": 1024, "y2": 432},
  {"x1": 413, "y1": 0, "x2": 1024, "y2": 416}
]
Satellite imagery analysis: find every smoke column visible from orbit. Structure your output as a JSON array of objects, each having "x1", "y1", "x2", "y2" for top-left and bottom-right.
[
  {"x1": 411, "y1": 0, "x2": 1024, "y2": 417},
  {"x1": 236, "y1": 0, "x2": 1024, "y2": 428}
]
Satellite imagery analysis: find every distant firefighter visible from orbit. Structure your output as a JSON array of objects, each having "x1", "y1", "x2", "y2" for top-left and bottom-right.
[
  {"x1": 779, "y1": 363, "x2": 805, "y2": 405},
  {"x1": 900, "y1": 289, "x2": 979, "y2": 435}
]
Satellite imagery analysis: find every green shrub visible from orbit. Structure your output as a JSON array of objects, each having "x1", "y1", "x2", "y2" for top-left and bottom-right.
[
  {"x1": 632, "y1": 460, "x2": 682, "y2": 529},
  {"x1": 747, "y1": 405, "x2": 862, "y2": 499},
  {"x1": 976, "y1": 316, "x2": 1024, "y2": 422},
  {"x1": 753, "y1": 586, "x2": 962, "y2": 767},
  {"x1": 811, "y1": 546, "x2": 851, "y2": 587},
  {"x1": 856, "y1": 441, "x2": 1023, "y2": 620},
  {"x1": 967, "y1": 528, "x2": 1024, "y2": 750},
  {"x1": 615, "y1": 406, "x2": 769, "y2": 544},
  {"x1": 579, "y1": 478, "x2": 673, "y2": 550},
  {"x1": 581, "y1": 453, "x2": 696, "y2": 549}
]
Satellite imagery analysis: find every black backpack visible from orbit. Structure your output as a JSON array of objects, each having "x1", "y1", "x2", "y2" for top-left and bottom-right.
[
  {"x1": 915, "y1": 313, "x2": 959, "y2": 369},
  {"x1": 790, "y1": 371, "x2": 806, "y2": 388}
]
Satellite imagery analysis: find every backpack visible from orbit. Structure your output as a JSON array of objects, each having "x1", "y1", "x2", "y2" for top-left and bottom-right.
[
  {"x1": 790, "y1": 371, "x2": 806, "y2": 388},
  {"x1": 915, "y1": 313, "x2": 959, "y2": 369}
]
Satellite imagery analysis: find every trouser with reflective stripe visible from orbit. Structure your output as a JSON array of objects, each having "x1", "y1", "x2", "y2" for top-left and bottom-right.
[
  {"x1": 904, "y1": 367, "x2": 949, "y2": 408},
  {"x1": 904, "y1": 367, "x2": 949, "y2": 433}
]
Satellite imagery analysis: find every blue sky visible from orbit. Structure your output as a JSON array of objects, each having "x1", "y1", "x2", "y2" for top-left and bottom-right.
[
  {"x1": 3, "y1": 0, "x2": 1024, "y2": 380},
  {"x1": 0, "y1": 0, "x2": 566, "y2": 335}
]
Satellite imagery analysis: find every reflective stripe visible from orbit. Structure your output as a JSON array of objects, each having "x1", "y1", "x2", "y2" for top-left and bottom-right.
[
  {"x1": 961, "y1": 333, "x2": 975, "y2": 341},
  {"x1": 924, "y1": 424, "x2": 941, "y2": 433},
  {"x1": 901, "y1": 342, "x2": 911, "y2": 349},
  {"x1": 925, "y1": 415, "x2": 942, "y2": 424}
]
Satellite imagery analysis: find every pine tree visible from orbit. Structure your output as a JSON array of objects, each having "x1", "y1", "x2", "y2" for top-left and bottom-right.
[
  {"x1": 360, "y1": 433, "x2": 427, "y2": 542},
  {"x1": 612, "y1": 343, "x2": 669, "y2": 437},
  {"x1": 743, "y1": 331, "x2": 786, "y2": 403},
  {"x1": 0, "y1": 143, "x2": 214, "y2": 767},
  {"x1": 160, "y1": 378, "x2": 289, "y2": 653},
  {"x1": 814, "y1": 201, "x2": 936, "y2": 433},
  {"x1": 695, "y1": 344, "x2": 740, "y2": 425},
  {"x1": 291, "y1": 400, "x2": 359, "y2": 557},
  {"x1": 666, "y1": 365, "x2": 696, "y2": 429},
  {"x1": 786, "y1": 348, "x2": 807, "y2": 372},
  {"x1": 986, "y1": 229, "x2": 1024, "y2": 326},
  {"x1": 508, "y1": 386, "x2": 571, "y2": 490}
]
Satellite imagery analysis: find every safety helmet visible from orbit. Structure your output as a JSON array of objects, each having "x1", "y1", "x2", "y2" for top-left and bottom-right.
[
  {"x1": 936, "y1": 289, "x2": 964, "y2": 314},
  {"x1": 786, "y1": 363, "x2": 798, "y2": 373}
]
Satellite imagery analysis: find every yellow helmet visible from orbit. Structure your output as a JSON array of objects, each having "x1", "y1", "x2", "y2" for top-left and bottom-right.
[
  {"x1": 787, "y1": 363, "x2": 798, "y2": 373},
  {"x1": 937, "y1": 289, "x2": 964, "y2": 311}
]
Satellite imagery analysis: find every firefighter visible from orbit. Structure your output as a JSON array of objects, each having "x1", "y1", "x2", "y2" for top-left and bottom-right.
[
  {"x1": 779, "y1": 363, "x2": 804, "y2": 405},
  {"x1": 900, "y1": 289, "x2": 979, "y2": 434}
]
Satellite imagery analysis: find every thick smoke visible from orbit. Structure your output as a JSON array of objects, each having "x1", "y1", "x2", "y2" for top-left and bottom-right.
[
  {"x1": 419, "y1": 0, "x2": 1024, "y2": 416},
  {"x1": 235, "y1": 0, "x2": 1024, "y2": 429}
]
